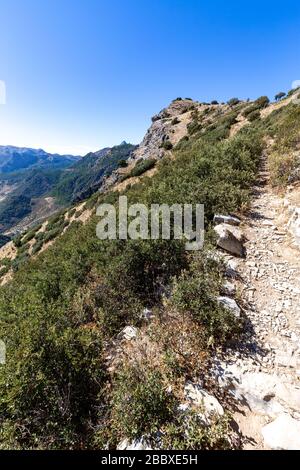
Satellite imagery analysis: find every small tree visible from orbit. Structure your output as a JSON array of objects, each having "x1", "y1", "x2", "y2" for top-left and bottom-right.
[
  {"x1": 118, "y1": 159, "x2": 128, "y2": 168},
  {"x1": 275, "y1": 92, "x2": 286, "y2": 101},
  {"x1": 227, "y1": 98, "x2": 240, "y2": 107},
  {"x1": 211, "y1": 100, "x2": 219, "y2": 105},
  {"x1": 255, "y1": 96, "x2": 270, "y2": 108}
]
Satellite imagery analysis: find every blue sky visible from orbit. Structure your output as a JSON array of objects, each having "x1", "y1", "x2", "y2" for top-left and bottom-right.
[{"x1": 0, "y1": 0, "x2": 300, "y2": 155}]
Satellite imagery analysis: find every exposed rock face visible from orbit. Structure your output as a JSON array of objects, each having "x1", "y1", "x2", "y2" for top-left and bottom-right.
[
  {"x1": 130, "y1": 99, "x2": 195, "y2": 162},
  {"x1": 214, "y1": 223, "x2": 245, "y2": 257},
  {"x1": 262, "y1": 415, "x2": 300, "y2": 450}
]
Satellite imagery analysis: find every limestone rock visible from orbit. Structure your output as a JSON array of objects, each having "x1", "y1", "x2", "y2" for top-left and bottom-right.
[
  {"x1": 118, "y1": 326, "x2": 138, "y2": 341},
  {"x1": 184, "y1": 383, "x2": 224, "y2": 418},
  {"x1": 117, "y1": 438, "x2": 152, "y2": 450},
  {"x1": 214, "y1": 223, "x2": 245, "y2": 257},
  {"x1": 222, "y1": 281, "x2": 236, "y2": 296},
  {"x1": 262, "y1": 415, "x2": 300, "y2": 450},
  {"x1": 213, "y1": 214, "x2": 241, "y2": 226},
  {"x1": 217, "y1": 296, "x2": 241, "y2": 318},
  {"x1": 287, "y1": 207, "x2": 300, "y2": 248}
]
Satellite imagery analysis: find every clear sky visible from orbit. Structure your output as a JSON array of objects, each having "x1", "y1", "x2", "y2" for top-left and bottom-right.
[{"x1": 0, "y1": 0, "x2": 300, "y2": 155}]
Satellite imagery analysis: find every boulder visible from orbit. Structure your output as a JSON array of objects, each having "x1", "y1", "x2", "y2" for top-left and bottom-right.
[
  {"x1": 184, "y1": 383, "x2": 224, "y2": 419},
  {"x1": 217, "y1": 296, "x2": 241, "y2": 318},
  {"x1": 117, "y1": 438, "x2": 152, "y2": 450},
  {"x1": 222, "y1": 281, "x2": 236, "y2": 296},
  {"x1": 213, "y1": 214, "x2": 241, "y2": 226},
  {"x1": 118, "y1": 326, "x2": 138, "y2": 341},
  {"x1": 214, "y1": 223, "x2": 245, "y2": 257},
  {"x1": 287, "y1": 207, "x2": 300, "y2": 248},
  {"x1": 140, "y1": 308, "x2": 154, "y2": 321},
  {"x1": 262, "y1": 415, "x2": 300, "y2": 450}
]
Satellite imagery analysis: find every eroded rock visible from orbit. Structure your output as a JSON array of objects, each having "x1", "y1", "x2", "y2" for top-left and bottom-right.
[
  {"x1": 262, "y1": 415, "x2": 300, "y2": 450},
  {"x1": 217, "y1": 296, "x2": 241, "y2": 318},
  {"x1": 214, "y1": 223, "x2": 245, "y2": 257}
]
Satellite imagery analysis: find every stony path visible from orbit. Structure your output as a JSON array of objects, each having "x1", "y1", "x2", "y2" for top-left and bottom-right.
[{"x1": 212, "y1": 157, "x2": 300, "y2": 450}]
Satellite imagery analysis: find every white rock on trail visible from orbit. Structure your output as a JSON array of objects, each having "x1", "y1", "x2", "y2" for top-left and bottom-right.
[
  {"x1": 287, "y1": 207, "x2": 300, "y2": 248},
  {"x1": 262, "y1": 415, "x2": 300, "y2": 450},
  {"x1": 213, "y1": 214, "x2": 241, "y2": 226},
  {"x1": 214, "y1": 223, "x2": 245, "y2": 257},
  {"x1": 217, "y1": 296, "x2": 241, "y2": 318},
  {"x1": 222, "y1": 281, "x2": 236, "y2": 296}
]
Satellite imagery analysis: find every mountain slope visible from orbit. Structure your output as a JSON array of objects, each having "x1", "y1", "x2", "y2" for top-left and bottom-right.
[
  {"x1": 53, "y1": 142, "x2": 136, "y2": 204},
  {"x1": 0, "y1": 142, "x2": 136, "y2": 238},
  {"x1": 0, "y1": 90, "x2": 300, "y2": 450}
]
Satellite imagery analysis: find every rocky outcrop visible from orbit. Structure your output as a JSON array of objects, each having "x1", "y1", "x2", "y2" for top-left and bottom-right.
[
  {"x1": 130, "y1": 99, "x2": 195, "y2": 162},
  {"x1": 217, "y1": 296, "x2": 241, "y2": 318},
  {"x1": 213, "y1": 214, "x2": 241, "y2": 226},
  {"x1": 262, "y1": 415, "x2": 300, "y2": 450},
  {"x1": 214, "y1": 223, "x2": 246, "y2": 257}
]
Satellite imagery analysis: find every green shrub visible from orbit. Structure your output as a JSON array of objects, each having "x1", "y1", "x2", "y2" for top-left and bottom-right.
[
  {"x1": 227, "y1": 98, "x2": 240, "y2": 106},
  {"x1": 0, "y1": 265, "x2": 10, "y2": 276},
  {"x1": 44, "y1": 228, "x2": 62, "y2": 243},
  {"x1": 172, "y1": 254, "x2": 241, "y2": 342},
  {"x1": 161, "y1": 410, "x2": 231, "y2": 450},
  {"x1": 162, "y1": 140, "x2": 173, "y2": 150},
  {"x1": 275, "y1": 92, "x2": 286, "y2": 101},
  {"x1": 0, "y1": 317, "x2": 106, "y2": 449},
  {"x1": 118, "y1": 159, "x2": 128, "y2": 168},
  {"x1": 0, "y1": 257, "x2": 11, "y2": 267},
  {"x1": 171, "y1": 117, "x2": 180, "y2": 125},
  {"x1": 12, "y1": 252, "x2": 29, "y2": 272},
  {"x1": 130, "y1": 159, "x2": 156, "y2": 177},
  {"x1": 13, "y1": 234, "x2": 22, "y2": 248},
  {"x1": 111, "y1": 365, "x2": 175, "y2": 440},
  {"x1": 255, "y1": 95, "x2": 270, "y2": 108},
  {"x1": 247, "y1": 110, "x2": 261, "y2": 122},
  {"x1": 31, "y1": 240, "x2": 44, "y2": 255},
  {"x1": 22, "y1": 228, "x2": 38, "y2": 245}
]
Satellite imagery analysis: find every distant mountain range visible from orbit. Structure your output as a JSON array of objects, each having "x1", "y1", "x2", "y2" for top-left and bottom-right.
[
  {"x1": 0, "y1": 146, "x2": 80, "y2": 174},
  {"x1": 0, "y1": 142, "x2": 136, "y2": 240}
]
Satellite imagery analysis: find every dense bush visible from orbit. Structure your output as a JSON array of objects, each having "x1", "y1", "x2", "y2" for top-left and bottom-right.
[
  {"x1": 247, "y1": 110, "x2": 261, "y2": 122},
  {"x1": 172, "y1": 254, "x2": 241, "y2": 342},
  {"x1": 227, "y1": 98, "x2": 240, "y2": 106},
  {"x1": 160, "y1": 411, "x2": 231, "y2": 450},
  {"x1": 161, "y1": 140, "x2": 173, "y2": 150},
  {"x1": 130, "y1": 158, "x2": 156, "y2": 177},
  {"x1": 275, "y1": 92, "x2": 286, "y2": 101},
  {"x1": 110, "y1": 364, "x2": 176, "y2": 441},
  {"x1": 0, "y1": 105, "x2": 264, "y2": 449}
]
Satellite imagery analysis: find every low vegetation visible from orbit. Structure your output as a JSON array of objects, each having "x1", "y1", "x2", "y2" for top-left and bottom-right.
[{"x1": 0, "y1": 99, "x2": 265, "y2": 449}]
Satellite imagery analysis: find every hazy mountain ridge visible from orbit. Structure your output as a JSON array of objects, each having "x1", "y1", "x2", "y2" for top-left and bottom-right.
[{"x1": 0, "y1": 145, "x2": 80, "y2": 174}]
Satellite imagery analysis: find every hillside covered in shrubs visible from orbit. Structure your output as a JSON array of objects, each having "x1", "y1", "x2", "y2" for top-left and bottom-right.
[{"x1": 0, "y1": 90, "x2": 299, "y2": 449}]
